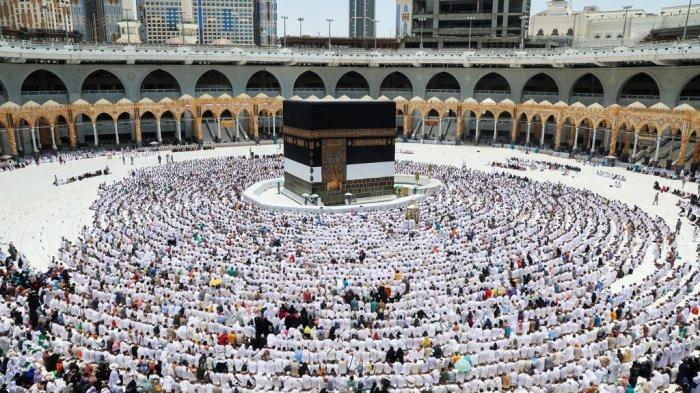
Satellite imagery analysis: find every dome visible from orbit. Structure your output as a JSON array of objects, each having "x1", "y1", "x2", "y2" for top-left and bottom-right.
[
  {"x1": 393, "y1": 96, "x2": 407, "y2": 102},
  {"x1": 254, "y1": 93, "x2": 270, "y2": 99},
  {"x1": 570, "y1": 102, "x2": 586, "y2": 109},
  {"x1": 587, "y1": 103, "x2": 604, "y2": 110},
  {"x1": 360, "y1": 95, "x2": 374, "y2": 101},
  {"x1": 94, "y1": 99, "x2": 111, "y2": 106},
  {"x1": 649, "y1": 102, "x2": 670, "y2": 111},
  {"x1": 538, "y1": 100, "x2": 553, "y2": 106},
  {"x1": 138, "y1": 98, "x2": 154, "y2": 104},
  {"x1": 500, "y1": 98, "x2": 516, "y2": 106},
  {"x1": 0, "y1": 101, "x2": 20, "y2": 109},
  {"x1": 410, "y1": 97, "x2": 425, "y2": 103},
  {"x1": 115, "y1": 98, "x2": 133, "y2": 105},
  {"x1": 236, "y1": 93, "x2": 251, "y2": 99},
  {"x1": 626, "y1": 101, "x2": 647, "y2": 109},
  {"x1": 427, "y1": 97, "x2": 442, "y2": 103},
  {"x1": 445, "y1": 97, "x2": 460, "y2": 104},
  {"x1": 481, "y1": 98, "x2": 497, "y2": 106},
  {"x1": 159, "y1": 97, "x2": 173, "y2": 103},
  {"x1": 553, "y1": 101, "x2": 568, "y2": 107},
  {"x1": 218, "y1": 93, "x2": 233, "y2": 99},
  {"x1": 198, "y1": 94, "x2": 214, "y2": 99},
  {"x1": 179, "y1": 94, "x2": 194, "y2": 101},
  {"x1": 71, "y1": 99, "x2": 90, "y2": 106},
  {"x1": 42, "y1": 100, "x2": 61, "y2": 107},
  {"x1": 674, "y1": 103, "x2": 696, "y2": 112},
  {"x1": 463, "y1": 98, "x2": 478, "y2": 104},
  {"x1": 377, "y1": 95, "x2": 391, "y2": 101}
]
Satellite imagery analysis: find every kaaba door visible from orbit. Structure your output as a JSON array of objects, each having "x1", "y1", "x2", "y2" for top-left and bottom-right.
[{"x1": 322, "y1": 138, "x2": 347, "y2": 191}]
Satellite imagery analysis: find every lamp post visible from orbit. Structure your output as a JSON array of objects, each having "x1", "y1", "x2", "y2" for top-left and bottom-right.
[
  {"x1": 466, "y1": 16, "x2": 475, "y2": 50},
  {"x1": 326, "y1": 18, "x2": 333, "y2": 49},
  {"x1": 281, "y1": 16, "x2": 288, "y2": 46},
  {"x1": 372, "y1": 19, "x2": 379, "y2": 49},
  {"x1": 621, "y1": 5, "x2": 632, "y2": 46},
  {"x1": 683, "y1": 0, "x2": 693, "y2": 41},
  {"x1": 418, "y1": 17, "x2": 426, "y2": 49},
  {"x1": 297, "y1": 17, "x2": 304, "y2": 37}
]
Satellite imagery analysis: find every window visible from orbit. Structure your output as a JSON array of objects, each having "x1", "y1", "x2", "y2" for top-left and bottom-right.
[
  {"x1": 165, "y1": 7, "x2": 179, "y2": 31},
  {"x1": 221, "y1": 9, "x2": 234, "y2": 31}
]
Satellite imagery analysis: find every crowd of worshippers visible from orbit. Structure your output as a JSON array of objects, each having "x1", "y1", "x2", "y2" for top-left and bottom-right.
[
  {"x1": 3, "y1": 156, "x2": 700, "y2": 393},
  {"x1": 505, "y1": 157, "x2": 582, "y2": 173},
  {"x1": 0, "y1": 148, "x2": 158, "y2": 173},
  {"x1": 596, "y1": 171, "x2": 627, "y2": 183},
  {"x1": 53, "y1": 167, "x2": 111, "y2": 186}
]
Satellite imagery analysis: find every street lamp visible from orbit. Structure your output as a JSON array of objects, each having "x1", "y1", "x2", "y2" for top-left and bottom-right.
[
  {"x1": 371, "y1": 19, "x2": 379, "y2": 49},
  {"x1": 418, "y1": 17, "x2": 426, "y2": 49},
  {"x1": 621, "y1": 5, "x2": 633, "y2": 46},
  {"x1": 326, "y1": 18, "x2": 333, "y2": 49},
  {"x1": 683, "y1": 0, "x2": 693, "y2": 41},
  {"x1": 466, "y1": 16, "x2": 475, "y2": 50},
  {"x1": 297, "y1": 17, "x2": 304, "y2": 37},
  {"x1": 281, "y1": 16, "x2": 288, "y2": 46}
]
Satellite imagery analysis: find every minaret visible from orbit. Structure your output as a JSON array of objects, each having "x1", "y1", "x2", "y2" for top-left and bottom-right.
[
  {"x1": 180, "y1": 0, "x2": 199, "y2": 44},
  {"x1": 116, "y1": 0, "x2": 141, "y2": 44}
]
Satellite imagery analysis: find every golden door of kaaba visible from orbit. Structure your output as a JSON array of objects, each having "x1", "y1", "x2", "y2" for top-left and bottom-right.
[{"x1": 322, "y1": 138, "x2": 347, "y2": 191}]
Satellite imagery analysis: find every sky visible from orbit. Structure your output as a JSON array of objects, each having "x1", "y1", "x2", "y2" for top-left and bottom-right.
[{"x1": 276, "y1": 0, "x2": 675, "y2": 38}]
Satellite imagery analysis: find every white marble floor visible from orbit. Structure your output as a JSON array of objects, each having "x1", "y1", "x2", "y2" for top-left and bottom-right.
[{"x1": 0, "y1": 143, "x2": 696, "y2": 278}]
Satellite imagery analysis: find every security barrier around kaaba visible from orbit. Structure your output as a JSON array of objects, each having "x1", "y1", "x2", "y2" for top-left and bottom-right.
[{"x1": 282, "y1": 100, "x2": 397, "y2": 205}]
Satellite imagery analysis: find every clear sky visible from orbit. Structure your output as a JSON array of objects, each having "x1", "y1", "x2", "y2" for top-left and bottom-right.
[{"x1": 276, "y1": 0, "x2": 679, "y2": 38}]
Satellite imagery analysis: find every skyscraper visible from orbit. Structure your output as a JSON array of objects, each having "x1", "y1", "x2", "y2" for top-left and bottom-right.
[
  {"x1": 396, "y1": 0, "x2": 412, "y2": 39},
  {"x1": 138, "y1": 0, "x2": 274, "y2": 45},
  {"x1": 349, "y1": 0, "x2": 375, "y2": 38}
]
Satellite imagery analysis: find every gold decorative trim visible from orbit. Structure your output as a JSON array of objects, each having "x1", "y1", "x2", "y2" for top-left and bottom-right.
[{"x1": 283, "y1": 126, "x2": 396, "y2": 139}]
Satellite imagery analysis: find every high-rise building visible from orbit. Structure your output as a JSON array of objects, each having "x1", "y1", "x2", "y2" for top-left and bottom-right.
[
  {"x1": 139, "y1": 0, "x2": 274, "y2": 45},
  {"x1": 396, "y1": 0, "x2": 412, "y2": 38},
  {"x1": 88, "y1": 0, "x2": 123, "y2": 43},
  {"x1": 405, "y1": 0, "x2": 531, "y2": 48},
  {"x1": 0, "y1": 0, "x2": 82, "y2": 41},
  {"x1": 349, "y1": 0, "x2": 375, "y2": 38},
  {"x1": 255, "y1": 0, "x2": 277, "y2": 46}
]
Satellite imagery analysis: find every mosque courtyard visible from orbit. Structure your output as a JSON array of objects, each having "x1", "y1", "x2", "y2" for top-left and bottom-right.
[{"x1": 1, "y1": 142, "x2": 699, "y2": 392}]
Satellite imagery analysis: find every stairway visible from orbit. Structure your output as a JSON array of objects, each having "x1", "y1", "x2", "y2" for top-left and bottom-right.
[{"x1": 201, "y1": 119, "x2": 216, "y2": 143}]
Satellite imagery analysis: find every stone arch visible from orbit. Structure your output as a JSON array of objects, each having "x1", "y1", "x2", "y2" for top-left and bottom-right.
[
  {"x1": 618, "y1": 73, "x2": 660, "y2": 106},
  {"x1": 335, "y1": 71, "x2": 370, "y2": 99},
  {"x1": 678, "y1": 74, "x2": 700, "y2": 107},
  {"x1": 140, "y1": 70, "x2": 182, "y2": 101},
  {"x1": 21, "y1": 70, "x2": 69, "y2": 104},
  {"x1": 522, "y1": 73, "x2": 559, "y2": 102},
  {"x1": 425, "y1": 72, "x2": 461, "y2": 100},
  {"x1": 379, "y1": 71, "x2": 414, "y2": 99},
  {"x1": 195, "y1": 70, "x2": 233, "y2": 95},
  {"x1": 293, "y1": 71, "x2": 326, "y2": 98},
  {"x1": 246, "y1": 71, "x2": 282, "y2": 97},
  {"x1": 81, "y1": 70, "x2": 126, "y2": 102},
  {"x1": 474, "y1": 72, "x2": 511, "y2": 101},
  {"x1": 570, "y1": 73, "x2": 604, "y2": 105}
]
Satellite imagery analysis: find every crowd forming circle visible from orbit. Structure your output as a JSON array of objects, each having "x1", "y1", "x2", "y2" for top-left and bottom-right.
[{"x1": 3, "y1": 155, "x2": 700, "y2": 392}]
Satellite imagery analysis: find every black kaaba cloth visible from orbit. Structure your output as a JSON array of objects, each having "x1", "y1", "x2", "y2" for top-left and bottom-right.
[
  {"x1": 282, "y1": 100, "x2": 396, "y2": 131},
  {"x1": 282, "y1": 100, "x2": 397, "y2": 206}
]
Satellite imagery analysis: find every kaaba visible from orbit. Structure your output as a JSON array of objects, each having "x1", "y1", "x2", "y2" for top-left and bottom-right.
[{"x1": 282, "y1": 100, "x2": 397, "y2": 205}]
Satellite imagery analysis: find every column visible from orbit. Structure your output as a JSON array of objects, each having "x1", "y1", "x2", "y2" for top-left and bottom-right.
[
  {"x1": 591, "y1": 128, "x2": 597, "y2": 153},
  {"x1": 554, "y1": 121, "x2": 564, "y2": 151},
  {"x1": 403, "y1": 114, "x2": 412, "y2": 139},
  {"x1": 573, "y1": 126, "x2": 579, "y2": 151},
  {"x1": 631, "y1": 133, "x2": 639, "y2": 159},
  {"x1": 114, "y1": 121, "x2": 120, "y2": 145},
  {"x1": 438, "y1": 117, "x2": 442, "y2": 140},
  {"x1": 421, "y1": 117, "x2": 425, "y2": 139},
  {"x1": 525, "y1": 121, "x2": 531, "y2": 144},
  {"x1": 30, "y1": 127, "x2": 37, "y2": 152},
  {"x1": 252, "y1": 114, "x2": 260, "y2": 141},
  {"x1": 156, "y1": 119, "x2": 162, "y2": 142},
  {"x1": 540, "y1": 123, "x2": 546, "y2": 146},
  {"x1": 677, "y1": 138, "x2": 689, "y2": 166},
  {"x1": 68, "y1": 120, "x2": 77, "y2": 149},
  {"x1": 474, "y1": 119, "x2": 481, "y2": 145},
  {"x1": 501, "y1": 0, "x2": 510, "y2": 37},
  {"x1": 510, "y1": 119, "x2": 518, "y2": 142},
  {"x1": 92, "y1": 122, "x2": 99, "y2": 146},
  {"x1": 50, "y1": 125, "x2": 57, "y2": 150},
  {"x1": 194, "y1": 116, "x2": 203, "y2": 142},
  {"x1": 216, "y1": 118, "x2": 221, "y2": 139},
  {"x1": 134, "y1": 116, "x2": 142, "y2": 146},
  {"x1": 175, "y1": 118, "x2": 182, "y2": 142},
  {"x1": 609, "y1": 126, "x2": 620, "y2": 156},
  {"x1": 654, "y1": 135, "x2": 661, "y2": 161},
  {"x1": 272, "y1": 115, "x2": 277, "y2": 139},
  {"x1": 492, "y1": 120, "x2": 498, "y2": 143},
  {"x1": 5, "y1": 123, "x2": 17, "y2": 156},
  {"x1": 456, "y1": 116, "x2": 464, "y2": 142}
]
